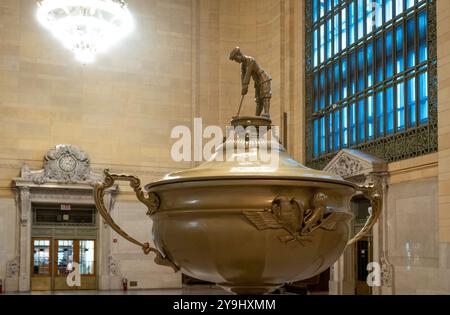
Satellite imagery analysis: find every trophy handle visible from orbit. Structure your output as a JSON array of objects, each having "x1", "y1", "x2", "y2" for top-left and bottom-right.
[
  {"x1": 347, "y1": 183, "x2": 382, "y2": 246},
  {"x1": 93, "y1": 169, "x2": 179, "y2": 272}
]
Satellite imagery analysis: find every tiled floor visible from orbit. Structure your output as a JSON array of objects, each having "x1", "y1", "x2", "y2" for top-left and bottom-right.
[{"x1": 4, "y1": 285, "x2": 325, "y2": 295}]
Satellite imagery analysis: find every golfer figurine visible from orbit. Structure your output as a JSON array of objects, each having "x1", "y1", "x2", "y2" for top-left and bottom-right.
[{"x1": 229, "y1": 47, "x2": 272, "y2": 117}]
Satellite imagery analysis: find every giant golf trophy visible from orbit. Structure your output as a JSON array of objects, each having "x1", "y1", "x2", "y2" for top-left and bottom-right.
[{"x1": 94, "y1": 49, "x2": 382, "y2": 294}]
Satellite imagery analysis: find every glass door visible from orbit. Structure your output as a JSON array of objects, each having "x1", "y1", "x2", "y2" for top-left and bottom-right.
[
  {"x1": 54, "y1": 240, "x2": 75, "y2": 290},
  {"x1": 78, "y1": 240, "x2": 96, "y2": 289},
  {"x1": 53, "y1": 239, "x2": 97, "y2": 290},
  {"x1": 31, "y1": 238, "x2": 52, "y2": 291}
]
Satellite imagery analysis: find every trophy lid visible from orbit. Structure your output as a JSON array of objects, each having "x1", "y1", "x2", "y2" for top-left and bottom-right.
[{"x1": 145, "y1": 116, "x2": 355, "y2": 189}]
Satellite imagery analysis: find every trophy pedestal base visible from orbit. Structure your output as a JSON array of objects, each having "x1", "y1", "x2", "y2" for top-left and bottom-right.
[
  {"x1": 230, "y1": 115, "x2": 272, "y2": 129},
  {"x1": 218, "y1": 283, "x2": 281, "y2": 295}
]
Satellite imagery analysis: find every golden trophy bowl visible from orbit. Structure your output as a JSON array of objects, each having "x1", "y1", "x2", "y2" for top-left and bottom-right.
[{"x1": 93, "y1": 116, "x2": 381, "y2": 294}]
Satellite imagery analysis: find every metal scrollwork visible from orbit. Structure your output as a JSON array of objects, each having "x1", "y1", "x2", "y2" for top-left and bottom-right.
[
  {"x1": 102, "y1": 170, "x2": 160, "y2": 216},
  {"x1": 243, "y1": 192, "x2": 341, "y2": 245},
  {"x1": 347, "y1": 182, "x2": 382, "y2": 245},
  {"x1": 94, "y1": 169, "x2": 178, "y2": 272}
]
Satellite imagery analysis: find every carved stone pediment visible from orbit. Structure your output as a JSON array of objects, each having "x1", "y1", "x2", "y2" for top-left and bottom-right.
[
  {"x1": 323, "y1": 149, "x2": 387, "y2": 179},
  {"x1": 19, "y1": 144, "x2": 102, "y2": 185},
  {"x1": 6, "y1": 257, "x2": 19, "y2": 278}
]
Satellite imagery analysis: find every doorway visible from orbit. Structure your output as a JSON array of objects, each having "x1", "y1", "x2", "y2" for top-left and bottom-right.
[
  {"x1": 351, "y1": 196, "x2": 373, "y2": 295},
  {"x1": 31, "y1": 238, "x2": 96, "y2": 291},
  {"x1": 355, "y1": 238, "x2": 372, "y2": 295}
]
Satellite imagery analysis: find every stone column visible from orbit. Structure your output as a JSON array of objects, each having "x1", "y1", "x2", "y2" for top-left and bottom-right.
[{"x1": 18, "y1": 187, "x2": 31, "y2": 292}]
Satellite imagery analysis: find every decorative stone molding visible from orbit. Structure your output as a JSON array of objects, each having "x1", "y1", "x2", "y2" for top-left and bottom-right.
[
  {"x1": 11, "y1": 144, "x2": 118, "y2": 292},
  {"x1": 327, "y1": 155, "x2": 364, "y2": 178},
  {"x1": 324, "y1": 149, "x2": 387, "y2": 180},
  {"x1": 380, "y1": 254, "x2": 393, "y2": 287},
  {"x1": 19, "y1": 187, "x2": 30, "y2": 227},
  {"x1": 31, "y1": 189, "x2": 94, "y2": 202},
  {"x1": 325, "y1": 149, "x2": 390, "y2": 295},
  {"x1": 6, "y1": 257, "x2": 19, "y2": 278},
  {"x1": 108, "y1": 255, "x2": 120, "y2": 276},
  {"x1": 20, "y1": 144, "x2": 102, "y2": 185}
]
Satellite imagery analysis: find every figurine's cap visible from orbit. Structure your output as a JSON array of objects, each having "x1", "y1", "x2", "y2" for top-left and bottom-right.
[{"x1": 229, "y1": 47, "x2": 241, "y2": 60}]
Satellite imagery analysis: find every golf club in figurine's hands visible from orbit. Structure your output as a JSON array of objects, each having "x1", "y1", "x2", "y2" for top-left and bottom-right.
[
  {"x1": 229, "y1": 47, "x2": 272, "y2": 118},
  {"x1": 94, "y1": 49, "x2": 382, "y2": 294}
]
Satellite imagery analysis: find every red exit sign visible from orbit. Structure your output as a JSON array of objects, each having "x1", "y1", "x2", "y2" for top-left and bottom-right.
[{"x1": 60, "y1": 204, "x2": 71, "y2": 211}]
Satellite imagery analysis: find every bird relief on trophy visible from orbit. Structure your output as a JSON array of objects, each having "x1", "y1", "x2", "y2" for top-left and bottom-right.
[{"x1": 243, "y1": 192, "x2": 348, "y2": 245}]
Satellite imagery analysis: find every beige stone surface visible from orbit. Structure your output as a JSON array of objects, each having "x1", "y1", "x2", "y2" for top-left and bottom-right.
[
  {"x1": 386, "y1": 178, "x2": 450, "y2": 294},
  {"x1": 110, "y1": 201, "x2": 182, "y2": 289},
  {"x1": 0, "y1": 0, "x2": 304, "y2": 196},
  {"x1": 0, "y1": 0, "x2": 304, "y2": 290},
  {"x1": 438, "y1": 0, "x2": 450, "y2": 242},
  {"x1": 388, "y1": 153, "x2": 438, "y2": 184}
]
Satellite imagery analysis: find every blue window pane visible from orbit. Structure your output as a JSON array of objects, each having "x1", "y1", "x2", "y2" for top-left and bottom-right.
[
  {"x1": 375, "y1": 37, "x2": 383, "y2": 83},
  {"x1": 349, "y1": 2, "x2": 355, "y2": 45},
  {"x1": 350, "y1": 52, "x2": 356, "y2": 94},
  {"x1": 314, "y1": 73, "x2": 319, "y2": 112},
  {"x1": 367, "y1": 42, "x2": 374, "y2": 87},
  {"x1": 309, "y1": 0, "x2": 430, "y2": 159},
  {"x1": 320, "y1": 117, "x2": 326, "y2": 154},
  {"x1": 407, "y1": 77, "x2": 416, "y2": 127},
  {"x1": 406, "y1": 0, "x2": 415, "y2": 9},
  {"x1": 313, "y1": 0, "x2": 318, "y2": 23},
  {"x1": 320, "y1": 70, "x2": 325, "y2": 109},
  {"x1": 419, "y1": 72, "x2": 428, "y2": 123},
  {"x1": 396, "y1": 82, "x2": 405, "y2": 131},
  {"x1": 395, "y1": 0, "x2": 404, "y2": 16},
  {"x1": 342, "y1": 106, "x2": 348, "y2": 147},
  {"x1": 366, "y1": 0, "x2": 374, "y2": 35},
  {"x1": 320, "y1": 0, "x2": 325, "y2": 18},
  {"x1": 341, "y1": 7, "x2": 347, "y2": 50},
  {"x1": 385, "y1": 0, "x2": 393, "y2": 22},
  {"x1": 357, "y1": 47, "x2": 364, "y2": 91},
  {"x1": 386, "y1": 86, "x2": 394, "y2": 134},
  {"x1": 314, "y1": 119, "x2": 319, "y2": 157},
  {"x1": 406, "y1": 18, "x2": 415, "y2": 68},
  {"x1": 367, "y1": 95, "x2": 374, "y2": 140},
  {"x1": 396, "y1": 25, "x2": 404, "y2": 73},
  {"x1": 357, "y1": 0, "x2": 364, "y2": 40},
  {"x1": 376, "y1": 90, "x2": 384, "y2": 137},
  {"x1": 358, "y1": 99, "x2": 365, "y2": 143},
  {"x1": 334, "y1": 14, "x2": 340, "y2": 55},
  {"x1": 313, "y1": 30, "x2": 318, "y2": 67},
  {"x1": 327, "y1": 19, "x2": 332, "y2": 59},
  {"x1": 386, "y1": 31, "x2": 393, "y2": 78},
  {"x1": 334, "y1": 62, "x2": 340, "y2": 103},
  {"x1": 328, "y1": 113, "x2": 333, "y2": 152},
  {"x1": 320, "y1": 24, "x2": 325, "y2": 63},
  {"x1": 418, "y1": 11, "x2": 427, "y2": 63},
  {"x1": 342, "y1": 57, "x2": 348, "y2": 98},
  {"x1": 327, "y1": 67, "x2": 333, "y2": 106},
  {"x1": 350, "y1": 103, "x2": 356, "y2": 144},
  {"x1": 334, "y1": 110, "x2": 340, "y2": 151},
  {"x1": 374, "y1": 0, "x2": 383, "y2": 29}
]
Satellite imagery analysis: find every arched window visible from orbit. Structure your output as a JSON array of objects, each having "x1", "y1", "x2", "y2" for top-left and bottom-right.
[{"x1": 305, "y1": 0, "x2": 437, "y2": 169}]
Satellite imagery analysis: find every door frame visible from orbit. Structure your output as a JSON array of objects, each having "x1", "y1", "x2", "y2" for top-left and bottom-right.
[{"x1": 30, "y1": 237, "x2": 53, "y2": 291}]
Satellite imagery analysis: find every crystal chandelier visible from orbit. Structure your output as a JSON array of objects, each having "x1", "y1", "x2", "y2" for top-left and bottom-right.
[{"x1": 37, "y1": 0, "x2": 134, "y2": 63}]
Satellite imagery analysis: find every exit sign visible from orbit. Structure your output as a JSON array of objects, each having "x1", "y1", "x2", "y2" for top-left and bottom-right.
[{"x1": 61, "y1": 204, "x2": 71, "y2": 211}]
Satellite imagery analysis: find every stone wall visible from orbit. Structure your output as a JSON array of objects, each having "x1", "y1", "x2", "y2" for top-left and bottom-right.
[
  {"x1": 437, "y1": 0, "x2": 450, "y2": 243},
  {"x1": 0, "y1": 0, "x2": 304, "y2": 291}
]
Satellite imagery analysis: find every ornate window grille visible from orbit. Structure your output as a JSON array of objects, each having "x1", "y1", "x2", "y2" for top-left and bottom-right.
[{"x1": 305, "y1": 0, "x2": 437, "y2": 170}]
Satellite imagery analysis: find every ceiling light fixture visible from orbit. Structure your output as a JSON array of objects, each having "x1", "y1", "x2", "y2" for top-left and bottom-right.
[{"x1": 36, "y1": 0, "x2": 134, "y2": 64}]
